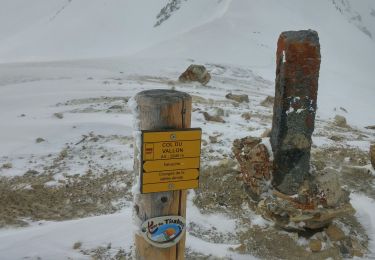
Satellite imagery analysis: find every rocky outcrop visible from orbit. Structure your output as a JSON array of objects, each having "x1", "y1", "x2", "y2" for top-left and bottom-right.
[
  {"x1": 154, "y1": 0, "x2": 184, "y2": 27},
  {"x1": 179, "y1": 64, "x2": 211, "y2": 85}
]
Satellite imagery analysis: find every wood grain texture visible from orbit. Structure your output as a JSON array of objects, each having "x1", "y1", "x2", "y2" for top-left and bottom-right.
[{"x1": 134, "y1": 89, "x2": 191, "y2": 260}]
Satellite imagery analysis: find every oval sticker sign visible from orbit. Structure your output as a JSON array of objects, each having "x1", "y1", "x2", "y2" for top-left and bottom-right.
[{"x1": 141, "y1": 216, "x2": 186, "y2": 248}]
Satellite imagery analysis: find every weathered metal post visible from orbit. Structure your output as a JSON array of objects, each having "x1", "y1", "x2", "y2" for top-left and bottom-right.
[
  {"x1": 270, "y1": 30, "x2": 321, "y2": 195},
  {"x1": 133, "y1": 89, "x2": 198, "y2": 260}
]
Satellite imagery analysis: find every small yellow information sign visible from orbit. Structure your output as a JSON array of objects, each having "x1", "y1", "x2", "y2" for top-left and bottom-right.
[{"x1": 141, "y1": 128, "x2": 201, "y2": 193}]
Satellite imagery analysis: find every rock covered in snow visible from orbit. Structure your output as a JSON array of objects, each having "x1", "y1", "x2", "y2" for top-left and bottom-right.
[
  {"x1": 225, "y1": 93, "x2": 249, "y2": 103},
  {"x1": 334, "y1": 115, "x2": 347, "y2": 127},
  {"x1": 178, "y1": 64, "x2": 211, "y2": 85},
  {"x1": 202, "y1": 112, "x2": 225, "y2": 123}
]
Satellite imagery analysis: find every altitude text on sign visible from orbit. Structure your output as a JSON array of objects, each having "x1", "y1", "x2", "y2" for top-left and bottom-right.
[{"x1": 141, "y1": 128, "x2": 202, "y2": 193}]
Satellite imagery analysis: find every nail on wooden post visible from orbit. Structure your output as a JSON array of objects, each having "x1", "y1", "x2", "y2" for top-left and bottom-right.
[{"x1": 134, "y1": 89, "x2": 191, "y2": 260}]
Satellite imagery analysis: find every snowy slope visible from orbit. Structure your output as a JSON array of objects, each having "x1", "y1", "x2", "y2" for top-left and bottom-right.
[
  {"x1": 1, "y1": 0, "x2": 373, "y2": 126},
  {"x1": 0, "y1": 0, "x2": 231, "y2": 62},
  {"x1": 136, "y1": 0, "x2": 375, "y2": 126}
]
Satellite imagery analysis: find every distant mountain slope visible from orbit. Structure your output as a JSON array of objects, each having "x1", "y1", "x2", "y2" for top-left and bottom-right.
[
  {"x1": 331, "y1": 0, "x2": 375, "y2": 40},
  {"x1": 134, "y1": 0, "x2": 375, "y2": 126},
  {"x1": 0, "y1": 0, "x2": 230, "y2": 62}
]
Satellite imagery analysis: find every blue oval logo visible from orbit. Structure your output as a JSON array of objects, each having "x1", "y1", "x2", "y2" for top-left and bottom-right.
[{"x1": 141, "y1": 216, "x2": 186, "y2": 248}]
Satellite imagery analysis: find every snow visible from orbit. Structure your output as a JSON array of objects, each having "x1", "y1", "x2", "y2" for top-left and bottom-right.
[
  {"x1": 0, "y1": 195, "x2": 250, "y2": 260},
  {"x1": 187, "y1": 191, "x2": 236, "y2": 234},
  {"x1": 351, "y1": 193, "x2": 375, "y2": 259},
  {"x1": 0, "y1": 0, "x2": 374, "y2": 258},
  {"x1": 0, "y1": 208, "x2": 134, "y2": 260},
  {"x1": 186, "y1": 234, "x2": 257, "y2": 260}
]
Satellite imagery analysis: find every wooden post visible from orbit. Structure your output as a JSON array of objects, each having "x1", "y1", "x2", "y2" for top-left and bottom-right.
[{"x1": 133, "y1": 89, "x2": 191, "y2": 260}]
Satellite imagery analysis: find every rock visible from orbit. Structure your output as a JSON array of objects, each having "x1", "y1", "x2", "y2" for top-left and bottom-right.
[
  {"x1": 309, "y1": 239, "x2": 322, "y2": 252},
  {"x1": 178, "y1": 64, "x2": 211, "y2": 85},
  {"x1": 261, "y1": 129, "x2": 271, "y2": 138},
  {"x1": 225, "y1": 93, "x2": 249, "y2": 103},
  {"x1": 351, "y1": 239, "x2": 365, "y2": 257},
  {"x1": 270, "y1": 30, "x2": 321, "y2": 195},
  {"x1": 231, "y1": 243, "x2": 246, "y2": 254},
  {"x1": 316, "y1": 172, "x2": 347, "y2": 207},
  {"x1": 329, "y1": 135, "x2": 344, "y2": 142},
  {"x1": 108, "y1": 104, "x2": 123, "y2": 110},
  {"x1": 54, "y1": 112, "x2": 64, "y2": 119},
  {"x1": 25, "y1": 169, "x2": 39, "y2": 175},
  {"x1": 233, "y1": 136, "x2": 272, "y2": 200},
  {"x1": 339, "y1": 240, "x2": 351, "y2": 256},
  {"x1": 241, "y1": 112, "x2": 251, "y2": 121},
  {"x1": 215, "y1": 108, "x2": 225, "y2": 117},
  {"x1": 2, "y1": 162, "x2": 12, "y2": 169},
  {"x1": 260, "y1": 96, "x2": 275, "y2": 107},
  {"x1": 259, "y1": 192, "x2": 355, "y2": 230},
  {"x1": 209, "y1": 136, "x2": 218, "y2": 143},
  {"x1": 339, "y1": 107, "x2": 348, "y2": 113},
  {"x1": 370, "y1": 144, "x2": 375, "y2": 169},
  {"x1": 73, "y1": 241, "x2": 82, "y2": 250},
  {"x1": 36, "y1": 137, "x2": 45, "y2": 143},
  {"x1": 365, "y1": 125, "x2": 375, "y2": 130},
  {"x1": 326, "y1": 224, "x2": 345, "y2": 241},
  {"x1": 202, "y1": 112, "x2": 225, "y2": 123},
  {"x1": 334, "y1": 115, "x2": 347, "y2": 127}
]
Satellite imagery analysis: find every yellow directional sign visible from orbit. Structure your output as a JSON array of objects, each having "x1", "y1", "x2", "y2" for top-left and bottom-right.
[
  {"x1": 141, "y1": 128, "x2": 202, "y2": 194},
  {"x1": 143, "y1": 140, "x2": 201, "y2": 161},
  {"x1": 142, "y1": 180, "x2": 199, "y2": 193},
  {"x1": 143, "y1": 169, "x2": 199, "y2": 184},
  {"x1": 143, "y1": 157, "x2": 200, "y2": 172}
]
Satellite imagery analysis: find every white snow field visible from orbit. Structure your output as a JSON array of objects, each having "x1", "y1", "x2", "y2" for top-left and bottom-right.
[{"x1": 0, "y1": 0, "x2": 375, "y2": 259}]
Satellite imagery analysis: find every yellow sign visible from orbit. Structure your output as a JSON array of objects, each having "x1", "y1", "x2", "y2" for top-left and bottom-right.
[
  {"x1": 143, "y1": 158, "x2": 200, "y2": 172},
  {"x1": 143, "y1": 169, "x2": 199, "y2": 184},
  {"x1": 141, "y1": 128, "x2": 201, "y2": 193},
  {"x1": 142, "y1": 180, "x2": 199, "y2": 194},
  {"x1": 143, "y1": 140, "x2": 201, "y2": 160}
]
